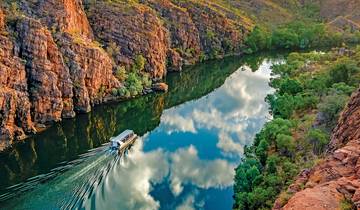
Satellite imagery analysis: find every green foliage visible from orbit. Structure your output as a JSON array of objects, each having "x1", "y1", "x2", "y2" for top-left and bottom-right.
[
  {"x1": 266, "y1": 94, "x2": 296, "y2": 119},
  {"x1": 235, "y1": 48, "x2": 359, "y2": 210},
  {"x1": 330, "y1": 82, "x2": 356, "y2": 96},
  {"x1": 256, "y1": 139, "x2": 269, "y2": 165},
  {"x1": 275, "y1": 134, "x2": 296, "y2": 157},
  {"x1": 115, "y1": 66, "x2": 127, "y2": 82},
  {"x1": 306, "y1": 129, "x2": 329, "y2": 154},
  {"x1": 244, "y1": 26, "x2": 271, "y2": 53},
  {"x1": 329, "y1": 58, "x2": 359, "y2": 85},
  {"x1": 278, "y1": 78, "x2": 303, "y2": 95},
  {"x1": 318, "y1": 93, "x2": 349, "y2": 128},
  {"x1": 126, "y1": 72, "x2": 143, "y2": 96},
  {"x1": 133, "y1": 54, "x2": 146, "y2": 72},
  {"x1": 244, "y1": 20, "x2": 351, "y2": 53}
]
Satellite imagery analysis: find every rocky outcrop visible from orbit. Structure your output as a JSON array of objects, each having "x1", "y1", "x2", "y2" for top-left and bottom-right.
[
  {"x1": 22, "y1": 0, "x2": 94, "y2": 39},
  {"x1": 0, "y1": 0, "x2": 256, "y2": 147},
  {"x1": 143, "y1": 0, "x2": 201, "y2": 70},
  {"x1": 274, "y1": 87, "x2": 360, "y2": 210},
  {"x1": 171, "y1": 1, "x2": 251, "y2": 59},
  {"x1": 87, "y1": 2, "x2": 169, "y2": 79},
  {"x1": 0, "y1": 10, "x2": 35, "y2": 146},
  {"x1": 16, "y1": 17, "x2": 75, "y2": 123},
  {"x1": 57, "y1": 33, "x2": 120, "y2": 112}
]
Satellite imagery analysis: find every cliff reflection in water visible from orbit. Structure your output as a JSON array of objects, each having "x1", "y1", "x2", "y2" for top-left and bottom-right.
[{"x1": 0, "y1": 53, "x2": 281, "y2": 209}]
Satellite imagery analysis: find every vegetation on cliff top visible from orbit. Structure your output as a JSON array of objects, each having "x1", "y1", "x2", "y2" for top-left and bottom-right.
[{"x1": 234, "y1": 47, "x2": 360, "y2": 210}]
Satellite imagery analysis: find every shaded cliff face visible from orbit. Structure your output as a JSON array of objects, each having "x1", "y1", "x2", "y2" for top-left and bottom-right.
[
  {"x1": 276, "y1": 88, "x2": 360, "y2": 210},
  {"x1": 171, "y1": 0, "x2": 251, "y2": 59}
]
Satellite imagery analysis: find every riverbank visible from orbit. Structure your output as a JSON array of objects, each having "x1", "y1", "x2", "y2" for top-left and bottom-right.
[{"x1": 233, "y1": 46, "x2": 360, "y2": 209}]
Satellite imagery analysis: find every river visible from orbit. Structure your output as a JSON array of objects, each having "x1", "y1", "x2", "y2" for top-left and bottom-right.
[{"x1": 0, "y1": 53, "x2": 282, "y2": 210}]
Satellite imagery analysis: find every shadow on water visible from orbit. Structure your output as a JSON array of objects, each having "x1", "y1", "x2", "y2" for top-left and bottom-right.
[{"x1": 0, "y1": 52, "x2": 286, "y2": 207}]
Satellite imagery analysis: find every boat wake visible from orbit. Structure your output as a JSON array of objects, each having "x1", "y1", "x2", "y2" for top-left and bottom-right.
[{"x1": 0, "y1": 144, "x2": 133, "y2": 209}]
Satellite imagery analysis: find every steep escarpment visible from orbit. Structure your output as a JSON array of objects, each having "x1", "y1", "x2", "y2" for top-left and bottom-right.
[
  {"x1": 0, "y1": 9, "x2": 35, "y2": 146},
  {"x1": 0, "y1": 0, "x2": 255, "y2": 147},
  {"x1": 0, "y1": 0, "x2": 121, "y2": 144},
  {"x1": 87, "y1": 2, "x2": 169, "y2": 79},
  {"x1": 142, "y1": 0, "x2": 201, "y2": 71},
  {"x1": 23, "y1": 0, "x2": 120, "y2": 112},
  {"x1": 5, "y1": 0, "x2": 356, "y2": 149},
  {"x1": 15, "y1": 17, "x2": 74, "y2": 122},
  {"x1": 276, "y1": 88, "x2": 360, "y2": 210}
]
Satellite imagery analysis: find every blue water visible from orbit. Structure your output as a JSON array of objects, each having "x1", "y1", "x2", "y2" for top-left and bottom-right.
[{"x1": 0, "y1": 55, "x2": 280, "y2": 210}]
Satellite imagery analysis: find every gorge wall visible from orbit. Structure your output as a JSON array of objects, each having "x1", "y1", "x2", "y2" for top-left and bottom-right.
[
  {"x1": 1, "y1": 0, "x2": 359, "y2": 149},
  {"x1": 0, "y1": 0, "x2": 254, "y2": 148}
]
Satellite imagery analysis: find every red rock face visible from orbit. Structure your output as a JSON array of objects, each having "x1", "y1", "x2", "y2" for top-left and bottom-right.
[
  {"x1": 144, "y1": 0, "x2": 201, "y2": 69},
  {"x1": 0, "y1": 0, "x2": 254, "y2": 147},
  {"x1": 87, "y1": 2, "x2": 169, "y2": 79},
  {"x1": 30, "y1": 0, "x2": 94, "y2": 39},
  {"x1": 275, "y1": 87, "x2": 360, "y2": 210},
  {"x1": 16, "y1": 17, "x2": 75, "y2": 123},
  {"x1": 0, "y1": 9, "x2": 4, "y2": 29},
  {"x1": 0, "y1": 10, "x2": 36, "y2": 145},
  {"x1": 58, "y1": 33, "x2": 120, "y2": 113}
]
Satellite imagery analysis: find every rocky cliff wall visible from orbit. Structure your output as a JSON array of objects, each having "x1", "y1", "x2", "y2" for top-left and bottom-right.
[
  {"x1": 0, "y1": 0, "x2": 254, "y2": 148},
  {"x1": 274, "y1": 87, "x2": 360, "y2": 210},
  {"x1": 0, "y1": 9, "x2": 35, "y2": 147}
]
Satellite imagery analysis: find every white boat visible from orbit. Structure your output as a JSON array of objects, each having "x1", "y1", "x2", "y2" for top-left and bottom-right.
[{"x1": 110, "y1": 130, "x2": 137, "y2": 151}]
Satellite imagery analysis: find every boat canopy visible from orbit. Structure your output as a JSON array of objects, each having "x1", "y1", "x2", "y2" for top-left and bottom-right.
[{"x1": 111, "y1": 130, "x2": 134, "y2": 143}]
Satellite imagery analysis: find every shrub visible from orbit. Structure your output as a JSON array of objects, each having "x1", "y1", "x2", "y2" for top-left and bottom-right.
[
  {"x1": 266, "y1": 94, "x2": 296, "y2": 119},
  {"x1": 318, "y1": 93, "x2": 349, "y2": 128},
  {"x1": 133, "y1": 54, "x2": 146, "y2": 72},
  {"x1": 244, "y1": 26, "x2": 271, "y2": 53},
  {"x1": 279, "y1": 78, "x2": 303, "y2": 95},
  {"x1": 329, "y1": 58, "x2": 359, "y2": 85},
  {"x1": 125, "y1": 72, "x2": 143, "y2": 96},
  {"x1": 106, "y1": 42, "x2": 120, "y2": 59},
  {"x1": 276, "y1": 134, "x2": 296, "y2": 157},
  {"x1": 115, "y1": 66, "x2": 127, "y2": 82},
  {"x1": 306, "y1": 129, "x2": 329, "y2": 154},
  {"x1": 330, "y1": 82, "x2": 356, "y2": 96}
]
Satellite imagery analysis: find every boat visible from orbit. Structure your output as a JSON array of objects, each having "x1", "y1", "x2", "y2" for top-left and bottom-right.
[{"x1": 109, "y1": 130, "x2": 137, "y2": 152}]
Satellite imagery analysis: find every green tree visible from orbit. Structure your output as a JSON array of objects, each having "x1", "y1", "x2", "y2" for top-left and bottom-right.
[
  {"x1": 276, "y1": 134, "x2": 296, "y2": 157},
  {"x1": 306, "y1": 128, "x2": 329, "y2": 154},
  {"x1": 256, "y1": 139, "x2": 269, "y2": 165},
  {"x1": 279, "y1": 78, "x2": 303, "y2": 95},
  {"x1": 329, "y1": 58, "x2": 359, "y2": 85}
]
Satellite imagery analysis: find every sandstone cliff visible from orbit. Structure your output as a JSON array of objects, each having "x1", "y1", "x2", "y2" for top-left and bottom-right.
[
  {"x1": 4, "y1": 0, "x2": 356, "y2": 148},
  {"x1": 0, "y1": 0, "x2": 255, "y2": 148},
  {"x1": 274, "y1": 87, "x2": 360, "y2": 210},
  {"x1": 0, "y1": 9, "x2": 35, "y2": 147}
]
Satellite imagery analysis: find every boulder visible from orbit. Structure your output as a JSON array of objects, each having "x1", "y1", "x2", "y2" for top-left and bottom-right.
[{"x1": 152, "y1": 83, "x2": 168, "y2": 92}]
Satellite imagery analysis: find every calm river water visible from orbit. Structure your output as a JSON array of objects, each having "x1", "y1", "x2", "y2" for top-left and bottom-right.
[{"x1": 0, "y1": 53, "x2": 283, "y2": 210}]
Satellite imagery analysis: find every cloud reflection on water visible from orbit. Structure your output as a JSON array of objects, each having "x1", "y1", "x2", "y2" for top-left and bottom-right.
[{"x1": 85, "y1": 60, "x2": 274, "y2": 210}]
